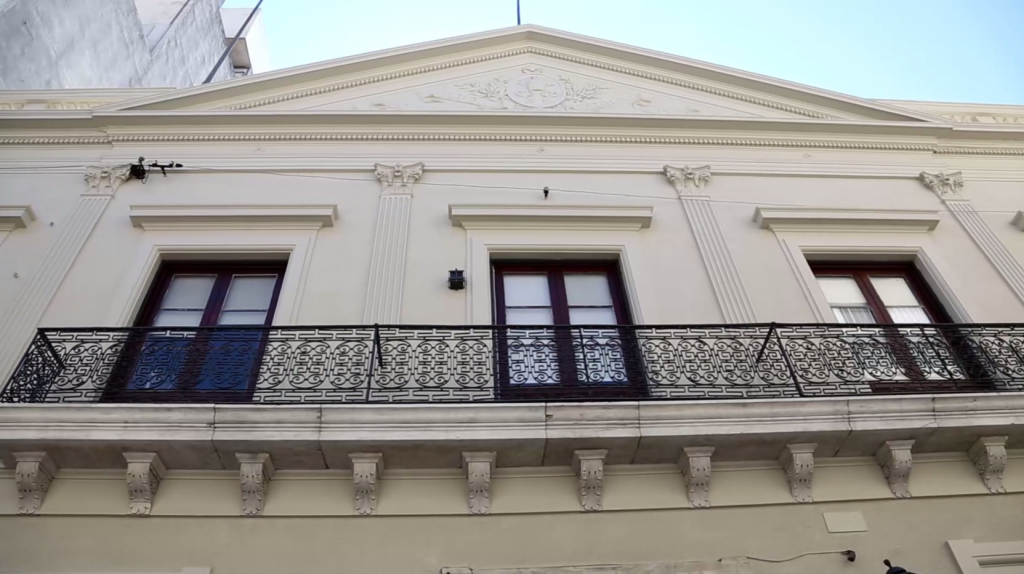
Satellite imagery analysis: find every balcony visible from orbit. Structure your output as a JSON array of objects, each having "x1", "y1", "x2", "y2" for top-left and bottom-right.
[{"x1": 3, "y1": 324, "x2": 1024, "y2": 404}]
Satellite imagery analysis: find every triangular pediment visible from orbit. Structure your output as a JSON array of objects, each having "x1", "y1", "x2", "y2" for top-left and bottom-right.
[{"x1": 105, "y1": 26, "x2": 938, "y2": 124}]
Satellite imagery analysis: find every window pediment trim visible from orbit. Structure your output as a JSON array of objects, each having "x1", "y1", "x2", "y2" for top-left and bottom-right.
[
  {"x1": 129, "y1": 204, "x2": 337, "y2": 231},
  {"x1": 0, "y1": 206, "x2": 35, "y2": 231},
  {"x1": 754, "y1": 207, "x2": 939, "y2": 233},
  {"x1": 449, "y1": 204, "x2": 653, "y2": 231}
]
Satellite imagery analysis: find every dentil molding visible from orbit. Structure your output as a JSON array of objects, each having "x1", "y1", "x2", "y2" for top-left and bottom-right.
[
  {"x1": 573, "y1": 449, "x2": 606, "y2": 512},
  {"x1": 84, "y1": 165, "x2": 131, "y2": 195},
  {"x1": 779, "y1": 444, "x2": 815, "y2": 503},
  {"x1": 350, "y1": 453, "x2": 384, "y2": 516},
  {"x1": 124, "y1": 452, "x2": 166, "y2": 516},
  {"x1": 14, "y1": 451, "x2": 58, "y2": 515},
  {"x1": 463, "y1": 451, "x2": 496, "y2": 515},
  {"x1": 919, "y1": 171, "x2": 964, "y2": 200},
  {"x1": 876, "y1": 440, "x2": 914, "y2": 498},
  {"x1": 664, "y1": 165, "x2": 711, "y2": 194},
  {"x1": 374, "y1": 162, "x2": 424, "y2": 193},
  {"x1": 237, "y1": 453, "x2": 275, "y2": 516},
  {"x1": 968, "y1": 437, "x2": 1007, "y2": 494},
  {"x1": 679, "y1": 446, "x2": 714, "y2": 508}
]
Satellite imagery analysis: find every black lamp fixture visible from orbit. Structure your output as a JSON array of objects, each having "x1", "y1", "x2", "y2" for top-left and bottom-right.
[
  {"x1": 129, "y1": 156, "x2": 184, "y2": 184},
  {"x1": 884, "y1": 559, "x2": 916, "y2": 574},
  {"x1": 448, "y1": 269, "x2": 466, "y2": 291}
]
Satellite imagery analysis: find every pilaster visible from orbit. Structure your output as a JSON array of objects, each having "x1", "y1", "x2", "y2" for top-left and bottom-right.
[
  {"x1": 363, "y1": 163, "x2": 424, "y2": 323},
  {"x1": 237, "y1": 453, "x2": 275, "y2": 516},
  {"x1": 572, "y1": 449, "x2": 606, "y2": 512},
  {"x1": 124, "y1": 452, "x2": 166, "y2": 516},
  {"x1": 0, "y1": 165, "x2": 130, "y2": 381},
  {"x1": 779, "y1": 443, "x2": 815, "y2": 503},
  {"x1": 14, "y1": 451, "x2": 58, "y2": 515},
  {"x1": 462, "y1": 451, "x2": 496, "y2": 515},
  {"x1": 350, "y1": 452, "x2": 384, "y2": 516},
  {"x1": 875, "y1": 440, "x2": 914, "y2": 498},
  {"x1": 664, "y1": 165, "x2": 756, "y2": 322},
  {"x1": 968, "y1": 436, "x2": 1008, "y2": 494},
  {"x1": 920, "y1": 171, "x2": 1024, "y2": 304},
  {"x1": 678, "y1": 446, "x2": 714, "y2": 508}
]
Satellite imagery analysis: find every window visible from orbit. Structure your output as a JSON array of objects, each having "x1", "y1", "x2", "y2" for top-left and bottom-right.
[
  {"x1": 811, "y1": 263, "x2": 949, "y2": 324},
  {"x1": 492, "y1": 261, "x2": 643, "y2": 399},
  {"x1": 106, "y1": 261, "x2": 286, "y2": 401}
]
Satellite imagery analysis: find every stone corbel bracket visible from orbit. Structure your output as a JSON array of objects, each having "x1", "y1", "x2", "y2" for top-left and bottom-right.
[
  {"x1": 84, "y1": 165, "x2": 132, "y2": 195},
  {"x1": 679, "y1": 446, "x2": 714, "y2": 508},
  {"x1": 237, "y1": 453, "x2": 276, "y2": 516},
  {"x1": 462, "y1": 452, "x2": 496, "y2": 515},
  {"x1": 124, "y1": 452, "x2": 166, "y2": 516},
  {"x1": 374, "y1": 162, "x2": 424, "y2": 193},
  {"x1": 876, "y1": 440, "x2": 914, "y2": 498},
  {"x1": 779, "y1": 443, "x2": 816, "y2": 503},
  {"x1": 350, "y1": 453, "x2": 384, "y2": 516},
  {"x1": 14, "y1": 451, "x2": 58, "y2": 515},
  {"x1": 573, "y1": 449, "x2": 607, "y2": 512},
  {"x1": 919, "y1": 171, "x2": 964, "y2": 200},
  {"x1": 969, "y1": 436, "x2": 1008, "y2": 494},
  {"x1": 664, "y1": 165, "x2": 712, "y2": 195}
]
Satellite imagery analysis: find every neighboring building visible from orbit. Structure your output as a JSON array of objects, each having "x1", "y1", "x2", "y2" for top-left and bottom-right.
[
  {"x1": 2, "y1": 25, "x2": 1024, "y2": 574},
  {"x1": 0, "y1": 0, "x2": 268, "y2": 90}
]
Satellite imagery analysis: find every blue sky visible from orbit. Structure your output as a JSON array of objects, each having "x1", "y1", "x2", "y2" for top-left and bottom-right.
[{"x1": 223, "y1": 0, "x2": 1024, "y2": 104}]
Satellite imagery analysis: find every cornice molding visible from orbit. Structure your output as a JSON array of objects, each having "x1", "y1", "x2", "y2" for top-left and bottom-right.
[
  {"x1": 128, "y1": 204, "x2": 338, "y2": 230},
  {"x1": 572, "y1": 449, "x2": 606, "y2": 512},
  {"x1": 449, "y1": 204, "x2": 653, "y2": 231},
  {"x1": 124, "y1": 452, "x2": 166, "y2": 516},
  {"x1": 223, "y1": 46, "x2": 835, "y2": 119},
  {"x1": 753, "y1": 207, "x2": 941, "y2": 233},
  {"x1": 0, "y1": 206, "x2": 36, "y2": 231}
]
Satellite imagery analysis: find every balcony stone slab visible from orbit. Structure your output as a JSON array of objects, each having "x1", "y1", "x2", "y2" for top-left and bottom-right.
[
  {"x1": 543, "y1": 403, "x2": 640, "y2": 465},
  {"x1": 211, "y1": 405, "x2": 323, "y2": 470}
]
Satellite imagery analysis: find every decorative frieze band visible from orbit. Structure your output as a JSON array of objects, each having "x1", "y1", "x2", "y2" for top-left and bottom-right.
[
  {"x1": 237, "y1": 453, "x2": 275, "y2": 516},
  {"x1": 0, "y1": 166, "x2": 128, "y2": 383},
  {"x1": 779, "y1": 444, "x2": 815, "y2": 503},
  {"x1": 350, "y1": 453, "x2": 384, "y2": 516},
  {"x1": 876, "y1": 440, "x2": 914, "y2": 498},
  {"x1": 363, "y1": 163, "x2": 424, "y2": 323},
  {"x1": 463, "y1": 452, "x2": 496, "y2": 515},
  {"x1": 664, "y1": 166, "x2": 756, "y2": 323},
  {"x1": 124, "y1": 452, "x2": 166, "y2": 516},
  {"x1": 573, "y1": 449, "x2": 607, "y2": 512},
  {"x1": 920, "y1": 172, "x2": 1024, "y2": 305},
  {"x1": 14, "y1": 452, "x2": 58, "y2": 515},
  {"x1": 679, "y1": 446, "x2": 714, "y2": 508},
  {"x1": 968, "y1": 437, "x2": 1007, "y2": 494}
]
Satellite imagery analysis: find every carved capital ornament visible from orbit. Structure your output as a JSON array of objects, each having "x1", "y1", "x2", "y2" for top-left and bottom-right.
[
  {"x1": 84, "y1": 165, "x2": 132, "y2": 195},
  {"x1": 573, "y1": 449, "x2": 607, "y2": 512},
  {"x1": 919, "y1": 171, "x2": 964, "y2": 200},
  {"x1": 664, "y1": 165, "x2": 712, "y2": 195},
  {"x1": 124, "y1": 452, "x2": 166, "y2": 516},
  {"x1": 374, "y1": 163, "x2": 424, "y2": 193}
]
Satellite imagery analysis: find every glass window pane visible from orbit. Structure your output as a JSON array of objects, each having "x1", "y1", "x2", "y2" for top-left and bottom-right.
[
  {"x1": 816, "y1": 276, "x2": 867, "y2": 305},
  {"x1": 569, "y1": 307, "x2": 617, "y2": 325},
  {"x1": 888, "y1": 306, "x2": 931, "y2": 324},
  {"x1": 152, "y1": 310, "x2": 205, "y2": 327},
  {"x1": 564, "y1": 273, "x2": 613, "y2": 306},
  {"x1": 505, "y1": 307, "x2": 554, "y2": 326},
  {"x1": 503, "y1": 274, "x2": 551, "y2": 307},
  {"x1": 832, "y1": 306, "x2": 875, "y2": 324},
  {"x1": 223, "y1": 276, "x2": 277, "y2": 311},
  {"x1": 870, "y1": 277, "x2": 922, "y2": 307},
  {"x1": 217, "y1": 310, "x2": 269, "y2": 325},
  {"x1": 161, "y1": 276, "x2": 215, "y2": 310}
]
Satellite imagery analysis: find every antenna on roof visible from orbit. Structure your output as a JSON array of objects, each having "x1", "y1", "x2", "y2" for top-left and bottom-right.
[{"x1": 517, "y1": 0, "x2": 521, "y2": 25}]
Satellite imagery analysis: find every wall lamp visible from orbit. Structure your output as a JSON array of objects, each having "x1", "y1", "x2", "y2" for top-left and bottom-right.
[{"x1": 448, "y1": 269, "x2": 466, "y2": 291}]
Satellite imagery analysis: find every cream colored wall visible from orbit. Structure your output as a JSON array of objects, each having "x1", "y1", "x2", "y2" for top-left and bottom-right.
[
  {"x1": 0, "y1": 493, "x2": 1021, "y2": 574},
  {"x1": 2, "y1": 144, "x2": 1023, "y2": 329}
]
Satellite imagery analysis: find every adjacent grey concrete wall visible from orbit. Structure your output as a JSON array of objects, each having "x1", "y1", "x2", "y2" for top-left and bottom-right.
[{"x1": 0, "y1": 0, "x2": 231, "y2": 89}]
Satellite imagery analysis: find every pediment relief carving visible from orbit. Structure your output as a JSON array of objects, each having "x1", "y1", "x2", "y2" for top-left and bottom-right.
[{"x1": 293, "y1": 63, "x2": 778, "y2": 118}]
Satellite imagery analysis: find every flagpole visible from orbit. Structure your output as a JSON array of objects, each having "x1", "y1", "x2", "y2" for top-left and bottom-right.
[{"x1": 516, "y1": 0, "x2": 521, "y2": 25}]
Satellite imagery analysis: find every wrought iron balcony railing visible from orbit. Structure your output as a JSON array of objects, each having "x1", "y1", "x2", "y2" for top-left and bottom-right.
[{"x1": 2, "y1": 324, "x2": 1023, "y2": 404}]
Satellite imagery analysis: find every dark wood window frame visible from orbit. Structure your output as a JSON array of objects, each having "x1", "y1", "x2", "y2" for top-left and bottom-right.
[
  {"x1": 491, "y1": 260, "x2": 646, "y2": 400},
  {"x1": 809, "y1": 262, "x2": 951, "y2": 324},
  {"x1": 104, "y1": 260, "x2": 287, "y2": 403}
]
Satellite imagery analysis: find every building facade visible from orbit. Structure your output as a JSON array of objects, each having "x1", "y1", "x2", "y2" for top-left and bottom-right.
[
  {"x1": 0, "y1": 26, "x2": 1022, "y2": 574},
  {"x1": 0, "y1": 0, "x2": 267, "y2": 91}
]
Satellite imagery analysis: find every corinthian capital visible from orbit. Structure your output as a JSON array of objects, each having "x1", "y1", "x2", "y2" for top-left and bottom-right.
[
  {"x1": 84, "y1": 165, "x2": 132, "y2": 195},
  {"x1": 664, "y1": 165, "x2": 711, "y2": 195},
  {"x1": 919, "y1": 171, "x2": 964, "y2": 200},
  {"x1": 374, "y1": 162, "x2": 424, "y2": 193}
]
